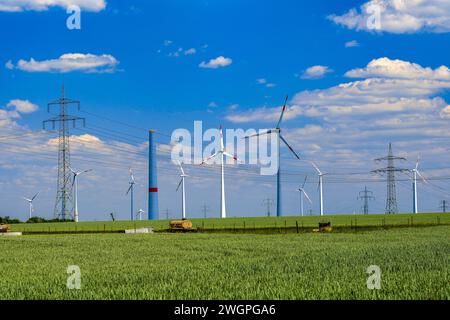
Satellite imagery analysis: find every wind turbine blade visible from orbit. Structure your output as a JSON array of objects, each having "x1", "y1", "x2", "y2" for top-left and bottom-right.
[
  {"x1": 279, "y1": 135, "x2": 300, "y2": 160},
  {"x1": 178, "y1": 161, "x2": 185, "y2": 175},
  {"x1": 69, "y1": 166, "x2": 76, "y2": 174},
  {"x1": 309, "y1": 161, "x2": 322, "y2": 175},
  {"x1": 219, "y1": 126, "x2": 224, "y2": 150},
  {"x1": 415, "y1": 156, "x2": 420, "y2": 171},
  {"x1": 301, "y1": 176, "x2": 308, "y2": 188},
  {"x1": 82, "y1": 169, "x2": 93, "y2": 174},
  {"x1": 243, "y1": 130, "x2": 272, "y2": 139},
  {"x1": 129, "y1": 168, "x2": 135, "y2": 183},
  {"x1": 22, "y1": 197, "x2": 31, "y2": 202},
  {"x1": 223, "y1": 151, "x2": 240, "y2": 162},
  {"x1": 416, "y1": 170, "x2": 428, "y2": 183},
  {"x1": 31, "y1": 192, "x2": 39, "y2": 201},
  {"x1": 201, "y1": 152, "x2": 219, "y2": 165},
  {"x1": 72, "y1": 175, "x2": 76, "y2": 187},
  {"x1": 303, "y1": 190, "x2": 313, "y2": 204},
  {"x1": 276, "y1": 95, "x2": 289, "y2": 129},
  {"x1": 176, "y1": 178, "x2": 183, "y2": 192},
  {"x1": 126, "y1": 185, "x2": 132, "y2": 195}
]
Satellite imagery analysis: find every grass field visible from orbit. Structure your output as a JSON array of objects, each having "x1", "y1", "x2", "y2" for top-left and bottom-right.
[
  {"x1": 0, "y1": 224, "x2": 449, "y2": 299},
  {"x1": 8, "y1": 213, "x2": 450, "y2": 233}
]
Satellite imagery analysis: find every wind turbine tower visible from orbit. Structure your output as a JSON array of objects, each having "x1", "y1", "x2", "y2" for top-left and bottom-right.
[
  {"x1": 70, "y1": 167, "x2": 92, "y2": 222},
  {"x1": 245, "y1": 96, "x2": 301, "y2": 217},
  {"x1": 137, "y1": 209, "x2": 145, "y2": 221},
  {"x1": 23, "y1": 193, "x2": 39, "y2": 220},
  {"x1": 201, "y1": 126, "x2": 239, "y2": 218},
  {"x1": 126, "y1": 168, "x2": 136, "y2": 221},
  {"x1": 297, "y1": 176, "x2": 312, "y2": 217},
  {"x1": 410, "y1": 156, "x2": 426, "y2": 214},
  {"x1": 306, "y1": 161, "x2": 326, "y2": 216},
  {"x1": 176, "y1": 161, "x2": 188, "y2": 219}
]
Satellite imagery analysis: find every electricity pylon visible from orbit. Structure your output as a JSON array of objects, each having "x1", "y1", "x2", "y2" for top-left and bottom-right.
[
  {"x1": 440, "y1": 200, "x2": 448, "y2": 213},
  {"x1": 262, "y1": 198, "x2": 274, "y2": 217},
  {"x1": 43, "y1": 86, "x2": 85, "y2": 220},
  {"x1": 201, "y1": 204, "x2": 210, "y2": 219},
  {"x1": 372, "y1": 143, "x2": 408, "y2": 214},
  {"x1": 358, "y1": 186, "x2": 374, "y2": 215}
]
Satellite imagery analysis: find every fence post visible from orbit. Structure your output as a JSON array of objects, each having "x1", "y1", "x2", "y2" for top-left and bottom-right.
[{"x1": 296, "y1": 221, "x2": 299, "y2": 234}]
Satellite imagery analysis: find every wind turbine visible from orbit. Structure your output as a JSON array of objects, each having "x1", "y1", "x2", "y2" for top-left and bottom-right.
[
  {"x1": 308, "y1": 161, "x2": 326, "y2": 216},
  {"x1": 201, "y1": 126, "x2": 239, "y2": 219},
  {"x1": 23, "y1": 193, "x2": 39, "y2": 220},
  {"x1": 245, "y1": 96, "x2": 300, "y2": 217},
  {"x1": 411, "y1": 156, "x2": 427, "y2": 214},
  {"x1": 136, "y1": 209, "x2": 145, "y2": 221},
  {"x1": 297, "y1": 176, "x2": 312, "y2": 217},
  {"x1": 126, "y1": 168, "x2": 136, "y2": 221},
  {"x1": 70, "y1": 167, "x2": 92, "y2": 223},
  {"x1": 176, "y1": 161, "x2": 188, "y2": 219}
]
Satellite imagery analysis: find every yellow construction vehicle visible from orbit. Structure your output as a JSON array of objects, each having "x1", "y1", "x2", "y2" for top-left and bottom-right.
[
  {"x1": 0, "y1": 224, "x2": 11, "y2": 233},
  {"x1": 169, "y1": 220, "x2": 195, "y2": 232}
]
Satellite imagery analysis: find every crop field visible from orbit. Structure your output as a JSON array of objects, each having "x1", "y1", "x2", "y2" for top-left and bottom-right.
[
  {"x1": 8, "y1": 213, "x2": 450, "y2": 233},
  {"x1": 0, "y1": 224, "x2": 449, "y2": 300}
]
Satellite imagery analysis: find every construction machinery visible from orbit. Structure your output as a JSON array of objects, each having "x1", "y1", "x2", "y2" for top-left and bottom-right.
[
  {"x1": 169, "y1": 220, "x2": 195, "y2": 232},
  {"x1": 0, "y1": 224, "x2": 11, "y2": 233}
]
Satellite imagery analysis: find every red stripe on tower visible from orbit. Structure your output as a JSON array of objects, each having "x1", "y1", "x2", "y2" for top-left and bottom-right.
[{"x1": 149, "y1": 187, "x2": 158, "y2": 193}]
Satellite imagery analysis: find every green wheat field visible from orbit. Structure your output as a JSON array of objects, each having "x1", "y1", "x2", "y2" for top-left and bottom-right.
[{"x1": 1, "y1": 213, "x2": 449, "y2": 300}]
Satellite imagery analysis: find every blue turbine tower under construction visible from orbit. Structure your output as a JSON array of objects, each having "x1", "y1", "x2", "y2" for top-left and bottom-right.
[{"x1": 148, "y1": 130, "x2": 159, "y2": 220}]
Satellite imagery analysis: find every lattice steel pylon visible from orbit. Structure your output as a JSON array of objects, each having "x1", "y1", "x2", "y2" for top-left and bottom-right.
[
  {"x1": 358, "y1": 186, "x2": 374, "y2": 215},
  {"x1": 43, "y1": 86, "x2": 85, "y2": 220},
  {"x1": 372, "y1": 143, "x2": 408, "y2": 214}
]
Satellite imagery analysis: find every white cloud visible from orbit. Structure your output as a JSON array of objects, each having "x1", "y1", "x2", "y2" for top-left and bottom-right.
[
  {"x1": 346, "y1": 57, "x2": 450, "y2": 80},
  {"x1": 0, "y1": 0, "x2": 106, "y2": 12},
  {"x1": 184, "y1": 48, "x2": 196, "y2": 55},
  {"x1": 226, "y1": 104, "x2": 303, "y2": 124},
  {"x1": 164, "y1": 40, "x2": 173, "y2": 46},
  {"x1": 301, "y1": 65, "x2": 332, "y2": 79},
  {"x1": 256, "y1": 78, "x2": 276, "y2": 88},
  {"x1": 199, "y1": 56, "x2": 232, "y2": 69},
  {"x1": 227, "y1": 57, "x2": 450, "y2": 125},
  {"x1": 440, "y1": 105, "x2": 450, "y2": 119},
  {"x1": 256, "y1": 78, "x2": 267, "y2": 84},
  {"x1": 12, "y1": 53, "x2": 119, "y2": 73},
  {"x1": 345, "y1": 40, "x2": 360, "y2": 48},
  {"x1": 228, "y1": 104, "x2": 239, "y2": 111},
  {"x1": 168, "y1": 48, "x2": 183, "y2": 57},
  {"x1": 329, "y1": 0, "x2": 450, "y2": 34},
  {"x1": 5, "y1": 60, "x2": 13, "y2": 69},
  {"x1": 208, "y1": 102, "x2": 218, "y2": 108},
  {"x1": 7, "y1": 99, "x2": 38, "y2": 113}
]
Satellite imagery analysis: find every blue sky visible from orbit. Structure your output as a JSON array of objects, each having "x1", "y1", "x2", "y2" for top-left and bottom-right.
[{"x1": 1, "y1": 0, "x2": 450, "y2": 221}]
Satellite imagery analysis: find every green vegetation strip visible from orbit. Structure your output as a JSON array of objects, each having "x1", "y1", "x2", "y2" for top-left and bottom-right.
[
  {"x1": 9, "y1": 213, "x2": 450, "y2": 234},
  {"x1": 0, "y1": 226, "x2": 448, "y2": 299}
]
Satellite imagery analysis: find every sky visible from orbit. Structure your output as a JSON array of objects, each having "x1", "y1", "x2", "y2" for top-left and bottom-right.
[{"x1": 1, "y1": 0, "x2": 450, "y2": 221}]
